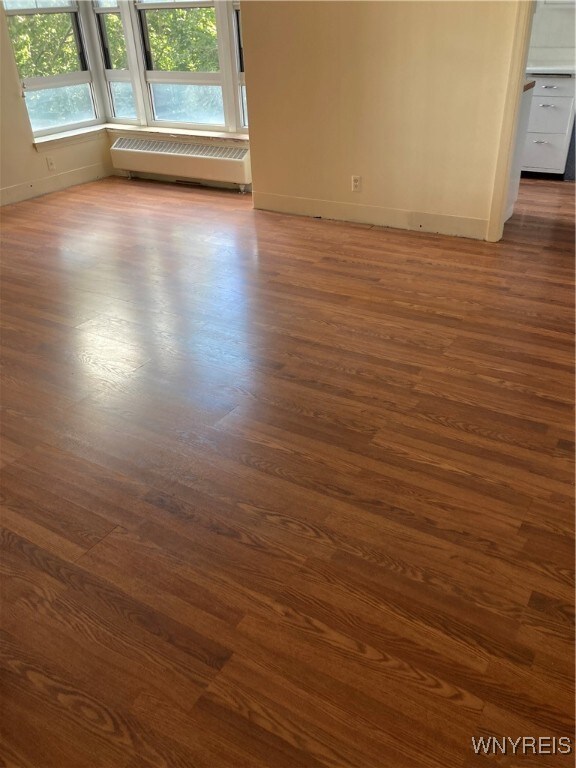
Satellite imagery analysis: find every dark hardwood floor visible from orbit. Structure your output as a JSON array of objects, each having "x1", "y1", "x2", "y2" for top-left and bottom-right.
[{"x1": 0, "y1": 177, "x2": 574, "y2": 767}]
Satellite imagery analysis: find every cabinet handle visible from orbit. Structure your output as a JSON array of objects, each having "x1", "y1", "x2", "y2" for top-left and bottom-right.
[
  {"x1": 533, "y1": 140, "x2": 549, "y2": 144},
  {"x1": 538, "y1": 103, "x2": 556, "y2": 107},
  {"x1": 541, "y1": 85, "x2": 558, "y2": 89}
]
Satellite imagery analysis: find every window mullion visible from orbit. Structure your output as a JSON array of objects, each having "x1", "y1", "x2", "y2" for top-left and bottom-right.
[
  {"x1": 123, "y1": 0, "x2": 154, "y2": 126},
  {"x1": 214, "y1": 1, "x2": 239, "y2": 133},
  {"x1": 77, "y1": 0, "x2": 110, "y2": 122}
]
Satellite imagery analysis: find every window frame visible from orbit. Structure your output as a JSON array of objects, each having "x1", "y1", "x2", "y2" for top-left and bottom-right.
[
  {"x1": 233, "y1": 1, "x2": 247, "y2": 127},
  {"x1": 132, "y1": 0, "x2": 243, "y2": 132},
  {"x1": 92, "y1": 0, "x2": 141, "y2": 124},
  {"x1": 2, "y1": 0, "x2": 247, "y2": 136},
  {"x1": 4, "y1": 1, "x2": 104, "y2": 137}
]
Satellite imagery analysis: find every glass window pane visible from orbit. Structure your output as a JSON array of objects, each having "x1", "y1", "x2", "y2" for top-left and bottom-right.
[
  {"x1": 8, "y1": 13, "x2": 82, "y2": 78},
  {"x1": 110, "y1": 81, "x2": 137, "y2": 119},
  {"x1": 235, "y1": 8, "x2": 244, "y2": 73},
  {"x1": 100, "y1": 13, "x2": 128, "y2": 69},
  {"x1": 25, "y1": 83, "x2": 95, "y2": 131},
  {"x1": 143, "y1": 8, "x2": 219, "y2": 72},
  {"x1": 93, "y1": 0, "x2": 118, "y2": 6},
  {"x1": 241, "y1": 84, "x2": 248, "y2": 126},
  {"x1": 150, "y1": 83, "x2": 224, "y2": 125}
]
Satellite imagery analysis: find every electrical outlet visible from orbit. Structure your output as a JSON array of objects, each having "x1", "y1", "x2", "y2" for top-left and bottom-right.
[
  {"x1": 46, "y1": 156, "x2": 56, "y2": 172},
  {"x1": 351, "y1": 175, "x2": 361, "y2": 192}
]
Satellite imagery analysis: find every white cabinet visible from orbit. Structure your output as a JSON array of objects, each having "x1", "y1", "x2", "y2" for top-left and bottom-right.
[
  {"x1": 522, "y1": 74, "x2": 575, "y2": 173},
  {"x1": 531, "y1": 75, "x2": 575, "y2": 97},
  {"x1": 528, "y1": 96, "x2": 573, "y2": 132},
  {"x1": 523, "y1": 131, "x2": 571, "y2": 169}
]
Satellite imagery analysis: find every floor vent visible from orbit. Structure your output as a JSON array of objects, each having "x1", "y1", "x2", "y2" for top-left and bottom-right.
[{"x1": 110, "y1": 137, "x2": 251, "y2": 185}]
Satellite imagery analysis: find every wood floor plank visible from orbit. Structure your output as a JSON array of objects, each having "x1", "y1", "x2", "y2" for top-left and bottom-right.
[{"x1": 1, "y1": 176, "x2": 573, "y2": 766}]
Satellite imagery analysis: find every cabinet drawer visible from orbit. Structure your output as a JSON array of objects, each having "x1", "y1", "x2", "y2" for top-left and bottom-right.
[
  {"x1": 530, "y1": 76, "x2": 575, "y2": 98},
  {"x1": 522, "y1": 132, "x2": 569, "y2": 171},
  {"x1": 528, "y1": 96, "x2": 574, "y2": 133}
]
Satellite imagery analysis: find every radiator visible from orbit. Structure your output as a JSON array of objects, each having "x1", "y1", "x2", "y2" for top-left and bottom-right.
[{"x1": 110, "y1": 137, "x2": 251, "y2": 186}]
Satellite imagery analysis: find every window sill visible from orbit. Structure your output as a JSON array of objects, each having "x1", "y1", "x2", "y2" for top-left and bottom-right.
[
  {"x1": 105, "y1": 124, "x2": 249, "y2": 143},
  {"x1": 34, "y1": 124, "x2": 108, "y2": 152},
  {"x1": 34, "y1": 123, "x2": 249, "y2": 152}
]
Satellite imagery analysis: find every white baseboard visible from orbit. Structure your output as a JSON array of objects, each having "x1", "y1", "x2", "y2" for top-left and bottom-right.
[
  {"x1": 110, "y1": 168, "x2": 243, "y2": 191},
  {"x1": 252, "y1": 191, "x2": 489, "y2": 241},
  {"x1": 0, "y1": 163, "x2": 112, "y2": 206}
]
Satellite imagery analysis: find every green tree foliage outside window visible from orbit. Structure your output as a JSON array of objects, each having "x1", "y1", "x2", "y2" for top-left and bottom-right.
[
  {"x1": 7, "y1": 4, "x2": 229, "y2": 129},
  {"x1": 8, "y1": 12, "x2": 81, "y2": 77},
  {"x1": 101, "y1": 12, "x2": 128, "y2": 69},
  {"x1": 145, "y1": 8, "x2": 219, "y2": 72}
]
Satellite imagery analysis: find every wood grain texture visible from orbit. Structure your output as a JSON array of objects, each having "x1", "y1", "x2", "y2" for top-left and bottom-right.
[{"x1": 1, "y1": 177, "x2": 574, "y2": 767}]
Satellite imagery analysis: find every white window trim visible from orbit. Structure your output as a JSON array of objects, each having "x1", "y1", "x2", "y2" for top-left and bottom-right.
[
  {"x1": 133, "y1": 1, "x2": 215, "y2": 9},
  {"x1": 32, "y1": 116, "x2": 102, "y2": 138},
  {"x1": 23, "y1": 71, "x2": 91, "y2": 90},
  {"x1": 145, "y1": 71, "x2": 222, "y2": 84},
  {"x1": 215, "y1": 0, "x2": 241, "y2": 132},
  {"x1": 3, "y1": 4, "x2": 76, "y2": 15}
]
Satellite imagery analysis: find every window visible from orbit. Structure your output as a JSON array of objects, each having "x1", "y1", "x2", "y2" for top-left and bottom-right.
[
  {"x1": 94, "y1": 0, "x2": 137, "y2": 119},
  {"x1": 4, "y1": 0, "x2": 99, "y2": 134},
  {"x1": 138, "y1": 2, "x2": 225, "y2": 126},
  {"x1": 2, "y1": 0, "x2": 247, "y2": 135}
]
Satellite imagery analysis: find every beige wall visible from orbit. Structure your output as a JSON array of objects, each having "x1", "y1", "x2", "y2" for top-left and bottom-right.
[
  {"x1": 242, "y1": 0, "x2": 531, "y2": 241},
  {"x1": 0, "y1": 12, "x2": 112, "y2": 206}
]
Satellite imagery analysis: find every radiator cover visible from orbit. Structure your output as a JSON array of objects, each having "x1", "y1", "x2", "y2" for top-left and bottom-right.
[{"x1": 110, "y1": 137, "x2": 251, "y2": 185}]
